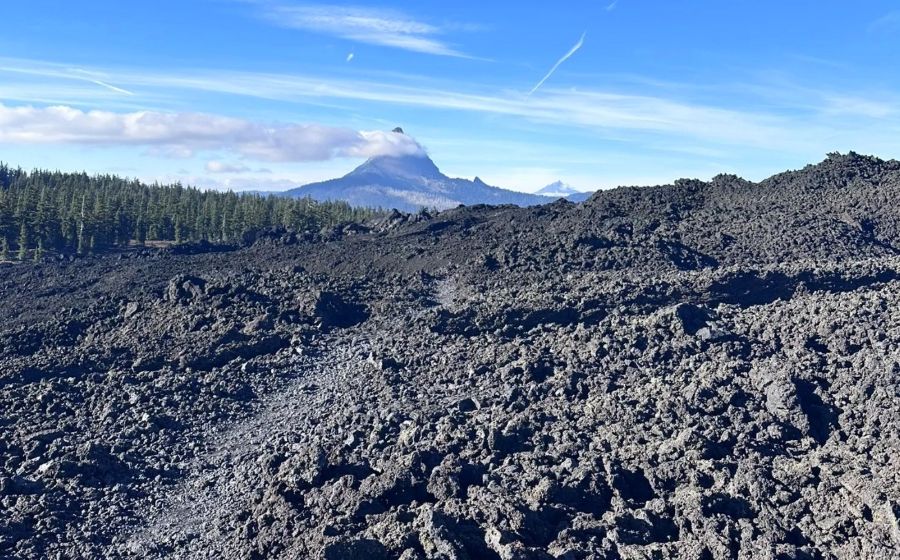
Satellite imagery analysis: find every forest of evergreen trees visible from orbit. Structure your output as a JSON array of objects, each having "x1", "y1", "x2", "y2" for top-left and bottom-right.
[{"x1": 0, "y1": 163, "x2": 377, "y2": 261}]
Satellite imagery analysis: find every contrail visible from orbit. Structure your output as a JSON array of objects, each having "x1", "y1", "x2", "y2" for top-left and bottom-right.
[
  {"x1": 529, "y1": 32, "x2": 585, "y2": 95},
  {"x1": 89, "y1": 79, "x2": 135, "y2": 96},
  {"x1": 67, "y1": 68, "x2": 134, "y2": 95}
]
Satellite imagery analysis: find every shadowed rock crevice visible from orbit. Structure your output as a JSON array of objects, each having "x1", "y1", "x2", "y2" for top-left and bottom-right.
[{"x1": 794, "y1": 379, "x2": 840, "y2": 445}]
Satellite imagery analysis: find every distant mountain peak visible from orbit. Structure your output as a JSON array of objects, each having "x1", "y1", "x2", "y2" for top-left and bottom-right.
[
  {"x1": 281, "y1": 148, "x2": 554, "y2": 212},
  {"x1": 535, "y1": 180, "x2": 582, "y2": 197},
  {"x1": 392, "y1": 127, "x2": 405, "y2": 135}
]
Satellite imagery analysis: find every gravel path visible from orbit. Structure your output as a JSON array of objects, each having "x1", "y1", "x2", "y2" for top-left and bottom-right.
[{"x1": 118, "y1": 337, "x2": 373, "y2": 558}]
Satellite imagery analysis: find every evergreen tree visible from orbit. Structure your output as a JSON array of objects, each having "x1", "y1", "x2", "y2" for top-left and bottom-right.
[
  {"x1": 17, "y1": 222, "x2": 28, "y2": 261},
  {"x1": 174, "y1": 216, "x2": 183, "y2": 245},
  {"x1": 77, "y1": 193, "x2": 87, "y2": 255}
]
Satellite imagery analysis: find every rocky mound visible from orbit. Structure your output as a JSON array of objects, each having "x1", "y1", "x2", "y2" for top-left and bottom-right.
[{"x1": 2, "y1": 152, "x2": 900, "y2": 559}]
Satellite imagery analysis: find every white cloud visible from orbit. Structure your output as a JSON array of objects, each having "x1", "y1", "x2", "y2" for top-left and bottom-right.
[
  {"x1": 206, "y1": 160, "x2": 252, "y2": 173},
  {"x1": 0, "y1": 102, "x2": 426, "y2": 162},
  {"x1": 259, "y1": 4, "x2": 469, "y2": 57}
]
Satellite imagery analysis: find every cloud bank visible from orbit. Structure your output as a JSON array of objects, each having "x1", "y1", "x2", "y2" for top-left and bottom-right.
[{"x1": 0, "y1": 103, "x2": 425, "y2": 161}]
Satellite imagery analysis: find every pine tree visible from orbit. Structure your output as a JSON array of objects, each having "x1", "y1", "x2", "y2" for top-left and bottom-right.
[
  {"x1": 77, "y1": 193, "x2": 87, "y2": 255},
  {"x1": 174, "y1": 216, "x2": 183, "y2": 244},
  {"x1": 135, "y1": 215, "x2": 146, "y2": 246},
  {"x1": 17, "y1": 222, "x2": 28, "y2": 261}
]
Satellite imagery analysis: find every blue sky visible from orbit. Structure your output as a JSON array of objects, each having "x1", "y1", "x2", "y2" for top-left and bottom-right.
[{"x1": 1, "y1": 1, "x2": 900, "y2": 193}]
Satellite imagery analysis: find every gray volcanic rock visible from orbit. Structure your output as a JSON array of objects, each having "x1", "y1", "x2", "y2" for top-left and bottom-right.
[
  {"x1": 281, "y1": 152, "x2": 553, "y2": 211},
  {"x1": 1, "y1": 152, "x2": 900, "y2": 559}
]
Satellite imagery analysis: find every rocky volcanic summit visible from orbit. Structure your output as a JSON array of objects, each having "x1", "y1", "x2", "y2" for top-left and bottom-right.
[
  {"x1": 3, "y1": 152, "x2": 900, "y2": 559},
  {"x1": 281, "y1": 132, "x2": 554, "y2": 211}
]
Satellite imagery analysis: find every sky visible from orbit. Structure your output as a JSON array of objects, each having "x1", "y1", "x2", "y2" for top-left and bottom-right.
[{"x1": 1, "y1": 1, "x2": 900, "y2": 193}]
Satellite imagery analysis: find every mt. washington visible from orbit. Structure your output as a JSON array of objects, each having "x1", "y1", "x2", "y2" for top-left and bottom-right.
[{"x1": 281, "y1": 136, "x2": 555, "y2": 211}]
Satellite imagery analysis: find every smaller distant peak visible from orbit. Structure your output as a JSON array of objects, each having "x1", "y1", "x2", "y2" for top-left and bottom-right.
[
  {"x1": 535, "y1": 180, "x2": 581, "y2": 197},
  {"x1": 392, "y1": 127, "x2": 405, "y2": 135}
]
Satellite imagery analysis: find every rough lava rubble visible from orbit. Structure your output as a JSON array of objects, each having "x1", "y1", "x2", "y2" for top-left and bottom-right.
[{"x1": 2, "y1": 153, "x2": 900, "y2": 559}]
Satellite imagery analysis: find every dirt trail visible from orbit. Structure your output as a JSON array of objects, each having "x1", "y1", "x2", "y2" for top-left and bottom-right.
[{"x1": 118, "y1": 338, "x2": 371, "y2": 557}]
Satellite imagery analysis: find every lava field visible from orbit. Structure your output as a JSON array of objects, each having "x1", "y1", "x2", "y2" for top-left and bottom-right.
[{"x1": 2, "y1": 152, "x2": 900, "y2": 559}]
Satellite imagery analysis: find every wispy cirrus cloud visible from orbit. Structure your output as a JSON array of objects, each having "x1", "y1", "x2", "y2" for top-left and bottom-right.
[
  {"x1": 82, "y1": 64, "x2": 796, "y2": 150},
  {"x1": 4, "y1": 57, "x2": 900, "y2": 160},
  {"x1": 0, "y1": 102, "x2": 425, "y2": 161},
  {"x1": 820, "y1": 94, "x2": 895, "y2": 118},
  {"x1": 869, "y1": 11, "x2": 900, "y2": 33},
  {"x1": 256, "y1": 3, "x2": 471, "y2": 57},
  {"x1": 0, "y1": 62, "x2": 135, "y2": 97}
]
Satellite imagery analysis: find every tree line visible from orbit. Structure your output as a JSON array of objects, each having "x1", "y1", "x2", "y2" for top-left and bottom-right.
[{"x1": 0, "y1": 163, "x2": 377, "y2": 261}]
